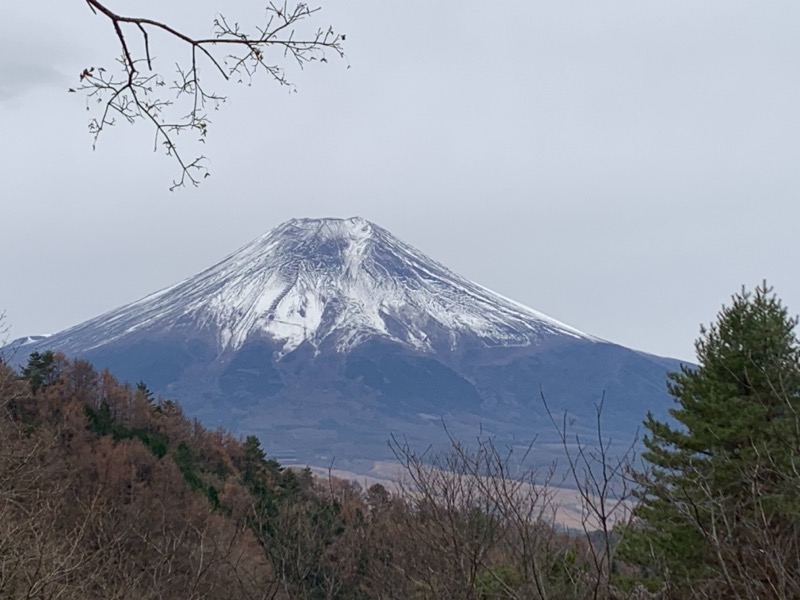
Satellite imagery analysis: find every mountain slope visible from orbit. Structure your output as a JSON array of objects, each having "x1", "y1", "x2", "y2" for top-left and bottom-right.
[
  {"x1": 40, "y1": 217, "x2": 594, "y2": 356},
  {"x1": 8, "y1": 217, "x2": 685, "y2": 472}
]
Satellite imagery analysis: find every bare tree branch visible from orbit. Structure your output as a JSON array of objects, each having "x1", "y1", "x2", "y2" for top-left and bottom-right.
[{"x1": 76, "y1": 1, "x2": 345, "y2": 189}]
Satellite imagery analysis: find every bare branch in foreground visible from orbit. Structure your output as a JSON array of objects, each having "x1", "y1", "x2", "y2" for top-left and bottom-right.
[{"x1": 78, "y1": 1, "x2": 345, "y2": 189}]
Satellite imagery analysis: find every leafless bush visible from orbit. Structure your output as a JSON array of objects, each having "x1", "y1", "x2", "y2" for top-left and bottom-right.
[{"x1": 544, "y1": 392, "x2": 639, "y2": 599}]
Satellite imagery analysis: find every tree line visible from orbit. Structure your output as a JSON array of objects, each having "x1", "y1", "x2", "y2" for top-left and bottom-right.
[{"x1": 1, "y1": 282, "x2": 798, "y2": 599}]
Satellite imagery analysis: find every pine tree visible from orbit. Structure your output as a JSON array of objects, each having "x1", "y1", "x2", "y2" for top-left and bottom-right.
[
  {"x1": 21, "y1": 350, "x2": 58, "y2": 394},
  {"x1": 624, "y1": 283, "x2": 800, "y2": 595},
  {"x1": 136, "y1": 380, "x2": 155, "y2": 404}
]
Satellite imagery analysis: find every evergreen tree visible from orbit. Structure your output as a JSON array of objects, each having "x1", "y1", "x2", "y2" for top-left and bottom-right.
[
  {"x1": 21, "y1": 350, "x2": 58, "y2": 394},
  {"x1": 136, "y1": 380, "x2": 155, "y2": 404},
  {"x1": 625, "y1": 283, "x2": 800, "y2": 594}
]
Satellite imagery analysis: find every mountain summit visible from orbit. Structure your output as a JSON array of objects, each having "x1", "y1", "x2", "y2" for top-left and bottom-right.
[
  {"x1": 10, "y1": 217, "x2": 683, "y2": 472},
  {"x1": 51, "y1": 216, "x2": 592, "y2": 357}
]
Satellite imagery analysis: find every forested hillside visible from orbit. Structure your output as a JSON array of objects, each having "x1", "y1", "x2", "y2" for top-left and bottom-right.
[
  {"x1": 0, "y1": 353, "x2": 606, "y2": 599},
  {"x1": 2, "y1": 282, "x2": 800, "y2": 600}
]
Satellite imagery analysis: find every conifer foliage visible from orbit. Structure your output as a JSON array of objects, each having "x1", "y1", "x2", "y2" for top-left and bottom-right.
[{"x1": 627, "y1": 283, "x2": 800, "y2": 598}]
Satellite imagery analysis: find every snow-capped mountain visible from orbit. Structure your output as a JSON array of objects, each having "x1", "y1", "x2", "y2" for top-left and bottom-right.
[
  {"x1": 44, "y1": 217, "x2": 593, "y2": 357},
  {"x1": 9, "y1": 217, "x2": 685, "y2": 473}
]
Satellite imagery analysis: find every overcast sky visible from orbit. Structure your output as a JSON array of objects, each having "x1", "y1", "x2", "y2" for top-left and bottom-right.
[{"x1": 2, "y1": 0, "x2": 799, "y2": 362}]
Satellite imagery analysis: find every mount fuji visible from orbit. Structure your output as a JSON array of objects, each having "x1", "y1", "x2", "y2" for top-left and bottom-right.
[{"x1": 9, "y1": 217, "x2": 684, "y2": 472}]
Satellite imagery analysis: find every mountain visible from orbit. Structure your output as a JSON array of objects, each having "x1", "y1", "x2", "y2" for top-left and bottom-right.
[
  {"x1": 7, "y1": 217, "x2": 684, "y2": 473},
  {"x1": 7, "y1": 334, "x2": 51, "y2": 347}
]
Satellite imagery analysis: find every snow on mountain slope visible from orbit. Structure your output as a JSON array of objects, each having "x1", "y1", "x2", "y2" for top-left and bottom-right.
[{"x1": 28, "y1": 217, "x2": 598, "y2": 355}]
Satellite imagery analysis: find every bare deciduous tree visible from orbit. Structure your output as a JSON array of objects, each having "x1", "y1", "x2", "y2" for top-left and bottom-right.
[
  {"x1": 544, "y1": 392, "x2": 639, "y2": 599},
  {"x1": 388, "y1": 430, "x2": 590, "y2": 600}
]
